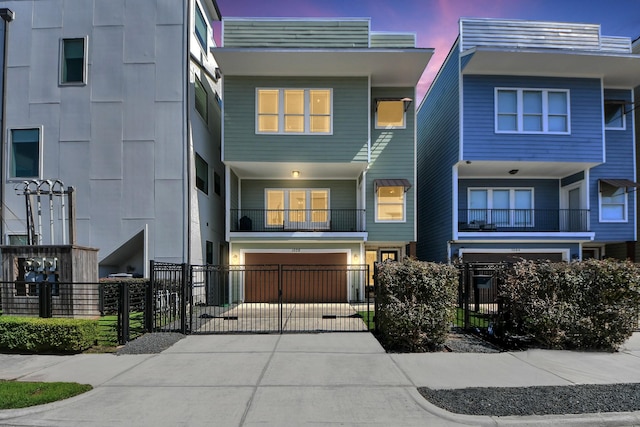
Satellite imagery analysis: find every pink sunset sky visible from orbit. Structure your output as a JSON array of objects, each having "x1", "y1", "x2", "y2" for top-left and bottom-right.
[{"x1": 213, "y1": 0, "x2": 640, "y2": 104}]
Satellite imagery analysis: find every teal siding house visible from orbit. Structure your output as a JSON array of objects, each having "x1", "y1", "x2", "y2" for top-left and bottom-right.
[
  {"x1": 214, "y1": 18, "x2": 432, "y2": 302},
  {"x1": 417, "y1": 18, "x2": 640, "y2": 263}
]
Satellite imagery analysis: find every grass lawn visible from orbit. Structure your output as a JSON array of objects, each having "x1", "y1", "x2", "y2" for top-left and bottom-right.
[
  {"x1": 0, "y1": 380, "x2": 92, "y2": 409},
  {"x1": 97, "y1": 312, "x2": 145, "y2": 346},
  {"x1": 454, "y1": 307, "x2": 491, "y2": 329},
  {"x1": 357, "y1": 311, "x2": 375, "y2": 331}
]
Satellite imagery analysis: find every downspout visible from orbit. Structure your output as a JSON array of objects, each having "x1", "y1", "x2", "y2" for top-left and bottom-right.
[
  {"x1": 0, "y1": 9, "x2": 14, "y2": 243},
  {"x1": 184, "y1": 1, "x2": 192, "y2": 264}
]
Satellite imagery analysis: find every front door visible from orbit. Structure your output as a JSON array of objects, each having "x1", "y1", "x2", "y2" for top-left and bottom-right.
[{"x1": 568, "y1": 188, "x2": 581, "y2": 231}]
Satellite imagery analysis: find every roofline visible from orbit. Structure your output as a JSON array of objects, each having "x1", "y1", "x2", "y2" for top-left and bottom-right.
[
  {"x1": 204, "y1": 0, "x2": 222, "y2": 21},
  {"x1": 221, "y1": 17, "x2": 371, "y2": 22},
  {"x1": 462, "y1": 45, "x2": 640, "y2": 59}
]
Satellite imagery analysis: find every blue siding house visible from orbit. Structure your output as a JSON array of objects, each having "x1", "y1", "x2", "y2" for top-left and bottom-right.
[
  {"x1": 418, "y1": 18, "x2": 640, "y2": 263},
  {"x1": 214, "y1": 18, "x2": 432, "y2": 302}
]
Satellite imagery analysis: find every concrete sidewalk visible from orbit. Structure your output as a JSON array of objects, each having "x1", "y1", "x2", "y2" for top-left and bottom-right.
[{"x1": 0, "y1": 333, "x2": 639, "y2": 426}]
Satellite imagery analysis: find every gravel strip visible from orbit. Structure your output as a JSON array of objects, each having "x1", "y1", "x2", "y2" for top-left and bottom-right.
[
  {"x1": 116, "y1": 333, "x2": 185, "y2": 355},
  {"x1": 419, "y1": 383, "x2": 640, "y2": 416},
  {"x1": 444, "y1": 330, "x2": 501, "y2": 353}
]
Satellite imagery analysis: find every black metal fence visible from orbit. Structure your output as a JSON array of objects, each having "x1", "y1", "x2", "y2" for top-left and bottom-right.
[
  {"x1": 0, "y1": 280, "x2": 150, "y2": 345},
  {"x1": 188, "y1": 264, "x2": 370, "y2": 333},
  {"x1": 458, "y1": 209, "x2": 590, "y2": 232},
  {"x1": 149, "y1": 261, "x2": 188, "y2": 334},
  {"x1": 456, "y1": 263, "x2": 503, "y2": 333}
]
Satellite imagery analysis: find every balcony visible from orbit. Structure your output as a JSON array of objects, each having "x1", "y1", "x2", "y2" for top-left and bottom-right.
[
  {"x1": 230, "y1": 209, "x2": 366, "y2": 232},
  {"x1": 458, "y1": 209, "x2": 590, "y2": 232}
]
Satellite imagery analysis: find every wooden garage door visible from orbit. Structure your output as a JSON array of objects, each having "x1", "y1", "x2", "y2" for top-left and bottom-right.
[
  {"x1": 462, "y1": 252, "x2": 564, "y2": 263},
  {"x1": 244, "y1": 253, "x2": 347, "y2": 303}
]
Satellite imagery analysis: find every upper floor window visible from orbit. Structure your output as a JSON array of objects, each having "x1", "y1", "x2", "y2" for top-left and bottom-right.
[
  {"x1": 376, "y1": 186, "x2": 405, "y2": 222},
  {"x1": 10, "y1": 128, "x2": 41, "y2": 179},
  {"x1": 195, "y1": 76, "x2": 208, "y2": 122},
  {"x1": 468, "y1": 188, "x2": 534, "y2": 227},
  {"x1": 60, "y1": 38, "x2": 87, "y2": 84},
  {"x1": 599, "y1": 183, "x2": 627, "y2": 222},
  {"x1": 495, "y1": 88, "x2": 569, "y2": 134},
  {"x1": 194, "y1": 4, "x2": 208, "y2": 51},
  {"x1": 376, "y1": 100, "x2": 405, "y2": 129},
  {"x1": 265, "y1": 188, "x2": 329, "y2": 229},
  {"x1": 604, "y1": 101, "x2": 625, "y2": 130},
  {"x1": 256, "y1": 89, "x2": 332, "y2": 134},
  {"x1": 195, "y1": 153, "x2": 208, "y2": 194},
  {"x1": 214, "y1": 171, "x2": 221, "y2": 196}
]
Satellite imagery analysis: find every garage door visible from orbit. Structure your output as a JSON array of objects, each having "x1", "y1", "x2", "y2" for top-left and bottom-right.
[
  {"x1": 244, "y1": 252, "x2": 347, "y2": 303},
  {"x1": 462, "y1": 252, "x2": 565, "y2": 263}
]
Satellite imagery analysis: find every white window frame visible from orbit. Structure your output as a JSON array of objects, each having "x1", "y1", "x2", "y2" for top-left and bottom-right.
[
  {"x1": 256, "y1": 88, "x2": 333, "y2": 135},
  {"x1": 375, "y1": 186, "x2": 406, "y2": 223},
  {"x1": 59, "y1": 36, "x2": 88, "y2": 86},
  {"x1": 265, "y1": 188, "x2": 330, "y2": 229},
  {"x1": 8, "y1": 127, "x2": 43, "y2": 181},
  {"x1": 467, "y1": 187, "x2": 535, "y2": 227},
  {"x1": 495, "y1": 88, "x2": 570, "y2": 134},
  {"x1": 375, "y1": 100, "x2": 406, "y2": 129},
  {"x1": 599, "y1": 186, "x2": 628, "y2": 223},
  {"x1": 194, "y1": 2, "x2": 208, "y2": 52},
  {"x1": 604, "y1": 102, "x2": 626, "y2": 131}
]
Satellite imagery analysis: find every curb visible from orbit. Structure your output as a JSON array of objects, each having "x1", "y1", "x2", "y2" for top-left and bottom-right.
[
  {"x1": 0, "y1": 387, "x2": 99, "y2": 421},
  {"x1": 406, "y1": 387, "x2": 640, "y2": 426}
]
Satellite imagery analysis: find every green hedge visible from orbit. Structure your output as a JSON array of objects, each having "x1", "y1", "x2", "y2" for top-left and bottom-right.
[
  {"x1": 497, "y1": 259, "x2": 640, "y2": 351},
  {"x1": 0, "y1": 316, "x2": 98, "y2": 353},
  {"x1": 376, "y1": 258, "x2": 458, "y2": 352}
]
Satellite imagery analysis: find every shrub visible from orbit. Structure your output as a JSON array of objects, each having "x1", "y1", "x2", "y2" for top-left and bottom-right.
[
  {"x1": 376, "y1": 258, "x2": 458, "y2": 352},
  {"x1": 498, "y1": 259, "x2": 640, "y2": 351},
  {"x1": 0, "y1": 316, "x2": 98, "y2": 353}
]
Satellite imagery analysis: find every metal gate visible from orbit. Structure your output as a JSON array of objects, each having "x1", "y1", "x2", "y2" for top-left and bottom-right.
[
  {"x1": 456, "y1": 262, "x2": 504, "y2": 333},
  {"x1": 150, "y1": 261, "x2": 370, "y2": 334}
]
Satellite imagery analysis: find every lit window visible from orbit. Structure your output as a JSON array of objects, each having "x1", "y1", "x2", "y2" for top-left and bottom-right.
[
  {"x1": 495, "y1": 88, "x2": 569, "y2": 134},
  {"x1": 376, "y1": 186, "x2": 405, "y2": 222},
  {"x1": 61, "y1": 38, "x2": 86, "y2": 84},
  {"x1": 266, "y1": 189, "x2": 329, "y2": 229},
  {"x1": 604, "y1": 102, "x2": 625, "y2": 130},
  {"x1": 10, "y1": 129, "x2": 40, "y2": 179},
  {"x1": 257, "y1": 89, "x2": 332, "y2": 134},
  {"x1": 600, "y1": 184, "x2": 627, "y2": 222},
  {"x1": 376, "y1": 100, "x2": 405, "y2": 128},
  {"x1": 195, "y1": 153, "x2": 208, "y2": 194},
  {"x1": 195, "y1": 76, "x2": 208, "y2": 121},
  {"x1": 194, "y1": 4, "x2": 208, "y2": 51}
]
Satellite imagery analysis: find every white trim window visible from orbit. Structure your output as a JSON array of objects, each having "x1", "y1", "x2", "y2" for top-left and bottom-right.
[
  {"x1": 375, "y1": 100, "x2": 406, "y2": 129},
  {"x1": 604, "y1": 102, "x2": 626, "y2": 130},
  {"x1": 194, "y1": 3, "x2": 208, "y2": 51},
  {"x1": 375, "y1": 186, "x2": 405, "y2": 222},
  {"x1": 468, "y1": 188, "x2": 534, "y2": 227},
  {"x1": 495, "y1": 88, "x2": 570, "y2": 134},
  {"x1": 256, "y1": 88, "x2": 332, "y2": 134},
  {"x1": 60, "y1": 37, "x2": 87, "y2": 85},
  {"x1": 599, "y1": 184, "x2": 627, "y2": 222},
  {"x1": 9, "y1": 128, "x2": 42, "y2": 179},
  {"x1": 265, "y1": 188, "x2": 330, "y2": 229}
]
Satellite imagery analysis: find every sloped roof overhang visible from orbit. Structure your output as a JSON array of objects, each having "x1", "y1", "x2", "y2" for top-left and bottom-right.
[
  {"x1": 461, "y1": 47, "x2": 640, "y2": 88},
  {"x1": 212, "y1": 47, "x2": 434, "y2": 86}
]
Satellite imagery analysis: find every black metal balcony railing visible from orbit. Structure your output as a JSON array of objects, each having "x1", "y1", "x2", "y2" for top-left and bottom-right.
[
  {"x1": 230, "y1": 209, "x2": 366, "y2": 232},
  {"x1": 458, "y1": 209, "x2": 590, "y2": 232}
]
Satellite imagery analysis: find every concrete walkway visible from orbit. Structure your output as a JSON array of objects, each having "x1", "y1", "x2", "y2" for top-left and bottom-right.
[{"x1": 1, "y1": 333, "x2": 640, "y2": 426}]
